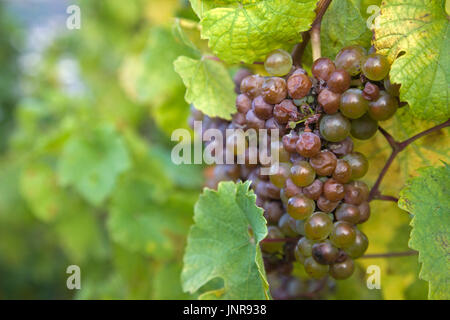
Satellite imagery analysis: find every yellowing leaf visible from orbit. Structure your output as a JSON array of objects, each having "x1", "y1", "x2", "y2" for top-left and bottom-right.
[
  {"x1": 174, "y1": 56, "x2": 236, "y2": 119},
  {"x1": 374, "y1": 0, "x2": 449, "y2": 120},
  {"x1": 199, "y1": 0, "x2": 317, "y2": 63}
]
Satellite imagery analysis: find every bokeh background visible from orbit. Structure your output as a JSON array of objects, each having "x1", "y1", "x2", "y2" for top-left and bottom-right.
[{"x1": 0, "y1": 0, "x2": 430, "y2": 300}]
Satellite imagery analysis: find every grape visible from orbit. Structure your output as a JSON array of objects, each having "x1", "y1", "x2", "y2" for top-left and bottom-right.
[
  {"x1": 295, "y1": 219, "x2": 306, "y2": 236},
  {"x1": 303, "y1": 179, "x2": 323, "y2": 200},
  {"x1": 357, "y1": 202, "x2": 371, "y2": 224},
  {"x1": 236, "y1": 93, "x2": 252, "y2": 113},
  {"x1": 226, "y1": 132, "x2": 248, "y2": 156},
  {"x1": 319, "y1": 113, "x2": 351, "y2": 142},
  {"x1": 264, "y1": 49, "x2": 293, "y2": 76},
  {"x1": 273, "y1": 99, "x2": 297, "y2": 124},
  {"x1": 344, "y1": 181, "x2": 369, "y2": 205},
  {"x1": 340, "y1": 89, "x2": 369, "y2": 119},
  {"x1": 262, "y1": 77, "x2": 288, "y2": 104},
  {"x1": 304, "y1": 212, "x2": 333, "y2": 240},
  {"x1": 323, "y1": 178, "x2": 345, "y2": 202},
  {"x1": 332, "y1": 159, "x2": 352, "y2": 184},
  {"x1": 246, "y1": 109, "x2": 266, "y2": 129},
  {"x1": 296, "y1": 237, "x2": 313, "y2": 257},
  {"x1": 255, "y1": 181, "x2": 281, "y2": 200},
  {"x1": 240, "y1": 75, "x2": 264, "y2": 99},
  {"x1": 263, "y1": 200, "x2": 284, "y2": 225},
  {"x1": 312, "y1": 240, "x2": 339, "y2": 265},
  {"x1": 316, "y1": 196, "x2": 339, "y2": 213},
  {"x1": 312, "y1": 57, "x2": 336, "y2": 81},
  {"x1": 368, "y1": 91, "x2": 398, "y2": 121},
  {"x1": 232, "y1": 112, "x2": 246, "y2": 126},
  {"x1": 328, "y1": 137, "x2": 353, "y2": 156},
  {"x1": 310, "y1": 150, "x2": 338, "y2": 176},
  {"x1": 330, "y1": 257, "x2": 354, "y2": 280},
  {"x1": 290, "y1": 161, "x2": 316, "y2": 187},
  {"x1": 330, "y1": 221, "x2": 356, "y2": 248},
  {"x1": 266, "y1": 117, "x2": 286, "y2": 136},
  {"x1": 335, "y1": 45, "x2": 366, "y2": 76},
  {"x1": 344, "y1": 229, "x2": 368, "y2": 258},
  {"x1": 269, "y1": 162, "x2": 291, "y2": 188},
  {"x1": 361, "y1": 53, "x2": 390, "y2": 81},
  {"x1": 295, "y1": 250, "x2": 307, "y2": 264},
  {"x1": 283, "y1": 178, "x2": 303, "y2": 198},
  {"x1": 282, "y1": 131, "x2": 299, "y2": 153},
  {"x1": 287, "y1": 73, "x2": 312, "y2": 99},
  {"x1": 384, "y1": 78, "x2": 400, "y2": 97},
  {"x1": 233, "y1": 69, "x2": 253, "y2": 93},
  {"x1": 343, "y1": 152, "x2": 368, "y2": 179},
  {"x1": 318, "y1": 88, "x2": 340, "y2": 114},
  {"x1": 287, "y1": 195, "x2": 315, "y2": 220},
  {"x1": 278, "y1": 213, "x2": 298, "y2": 237},
  {"x1": 335, "y1": 203, "x2": 361, "y2": 224},
  {"x1": 271, "y1": 140, "x2": 291, "y2": 163},
  {"x1": 304, "y1": 257, "x2": 329, "y2": 279},
  {"x1": 351, "y1": 113, "x2": 378, "y2": 140},
  {"x1": 296, "y1": 132, "x2": 321, "y2": 158},
  {"x1": 327, "y1": 69, "x2": 351, "y2": 93},
  {"x1": 261, "y1": 226, "x2": 284, "y2": 253},
  {"x1": 362, "y1": 82, "x2": 380, "y2": 101},
  {"x1": 252, "y1": 95, "x2": 274, "y2": 120}
]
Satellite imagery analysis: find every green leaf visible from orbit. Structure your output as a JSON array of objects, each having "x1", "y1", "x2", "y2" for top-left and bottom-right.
[
  {"x1": 173, "y1": 18, "x2": 210, "y2": 54},
  {"x1": 398, "y1": 164, "x2": 450, "y2": 299},
  {"x1": 20, "y1": 162, "x2": 68, "y2": 222},
  {"x1": 182, "y1": 181, "x2": 270, "y2": 300},
  {"x1": 199, "y1": 0, "x2": 317, "y2": 63},
  {"x1": 135, "y1": 27, "x2": 195, "y2": 104},
  {"x1": 108, "y1": 170, "x2": 193, "y2": 259},
  {"x1": 321, "y1": 0, "x2": 373, "y2": 58},
  {"x1": 374, "y1": 0, "x2": 449, "y2": 120},
  {"x1": 174, "y1": 56, "x2": 236, "y2": 119},
  {"x1": 58, "y1": 124, "x2": 131, "y2": 206}
]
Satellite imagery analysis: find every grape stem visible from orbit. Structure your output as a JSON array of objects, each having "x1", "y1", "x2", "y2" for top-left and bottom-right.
[
  {"x1": 361, "y1": 250, "x2": 418, "y2": 259},
  {"x1": 369, "y1": 119, "x2": 450, "y2": 202},
  {"x1": 292, "y1": 0, "x2": 332, "y2": 65}
]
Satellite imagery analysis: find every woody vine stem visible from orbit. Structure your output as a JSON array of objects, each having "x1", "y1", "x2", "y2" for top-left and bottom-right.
[{"x1": 263, "y1": 0, "x2": 450, "y2": 260}]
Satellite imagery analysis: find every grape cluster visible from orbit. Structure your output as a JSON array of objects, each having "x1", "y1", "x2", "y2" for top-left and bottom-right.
[{"x1": 189, "y1": 46, "x2": 400, "y2": 283}]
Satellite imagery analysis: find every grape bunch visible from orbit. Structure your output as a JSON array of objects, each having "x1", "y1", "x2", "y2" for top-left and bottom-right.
[{"x1": 189, "y1": 46, "x2": 400, "y2": 283}]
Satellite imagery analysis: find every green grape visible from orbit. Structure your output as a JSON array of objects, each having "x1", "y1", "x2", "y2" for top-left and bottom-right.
[
  {"x1": 351, "y1": 113, "x2": 378, "y2": 140},
  {"x1": 312, "y1": 240, "x2": 339, "y2": 265},
  {"x1": 319, "y1": 113, "x2": 351, "y2": 142},
  {"x1": 345, "y1": 229, "x2": 368, "y2": 258},
  {"x1": 290, "y1": 161, "x2": 316, "y2": 187},
  {"x1": 261, "y1": 226, "x2": 284, "y2": 253},
  {"x1": 368, "y1": 91, "x2": 398, "y2": 121},
  {"x1": 340, "y1": 89, "x2": 369, "y2": 119},
  {"x1": 330, "y1": 221, "x2": 356, "y2": 248},
  {"x1": 295, "y1": 219, "x2": 306, "y2": 236},
  {"x1": 269, "y1": 162, "x2": 291, "y2": 188},
  {"x1": 335, "y1": 45, "x2": 366, "y2": 76},
  {"x1": 295, "y1": 250, "x2": 306, "y2": 264},
  {"x1": 304, "y1": 257, "x2": 329, "y2": 279},
  {"x1": 296, "y1": 237, "x2": 313, "y2": 257},
  {"x1": 264, "y1": 49, "x2": 293, "y2": 76},
  {"x1": 343, "y1": 152, "x2": 368, "y2": 179},
  {"x1": 278, "y1": 213, "x2": 298, "y2": 237},
  {"x1": 330, "y1": 258, "x2": 355, "y2": 280},
  {"x1": 304, "y1": 212, "x2": 333, "y2": 241},
  {"x1": 361, "y1": 53, "x2": 390, "y2": 81},
  {"x1": 287, "y1": 195, "x2": 315, "y2": 220}
]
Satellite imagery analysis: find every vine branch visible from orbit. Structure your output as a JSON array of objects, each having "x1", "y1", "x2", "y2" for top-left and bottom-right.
[
  {"x1": 361, "y1": 250, "x2": 418, "y2": 259},
  {"x1": 369, "y1": 119, "x2": 450, "y2": 202},
  {"x1": 292, "y1": 0, "x2": 332, "y2": 65}
]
